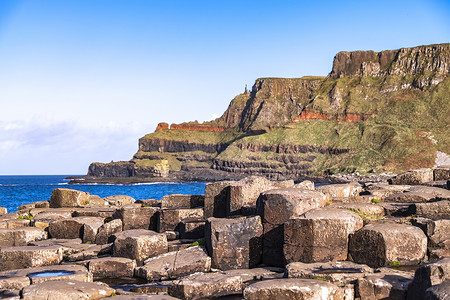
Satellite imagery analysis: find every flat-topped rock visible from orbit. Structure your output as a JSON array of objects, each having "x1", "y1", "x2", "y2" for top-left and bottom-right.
[
  {"x1": 390, "y1": 168, "x2": 434, "y2": 185},
  {"x1": 95, "y1": 219, "x2": 123, "y2": 245},
  {"x1": 0, "y1": 245, "x2": 63, "y2": 271},
  {"x1": 161, "y1": 194, "x2": 204, "y2": 209},
  {"x1": 48, "y1": 216, "x2": 105, "y2": 240},
  {"x1": 356, "y1": 269, "x2": 413, "y2": 300},
  {"x1": 114, "y1": 204, "x2": 159, "y2": 231},
  {"x1": 206, "y1": 216, "x2": 262, "y2": 270},
  {"x1": 157, "y1": 208, "x2": 204, "y2": 233},
  {"x1": 169, "y1": 271, "x2": 243, "y2": 300},
  {"x1": 89, "y1": 257, "x2": 136, "y2": 279},
  {"x1": 0, "y1": 289, "x2": 20, "y2": 300},
  {"x1": 0, "y1": 264, "x2": 91, "y2": 284},
  {"x1": 286, "y1": 261, "x2": 373, "y2": 286},
  {"x1": 434, "y1": 165, "x2": 450, "y2": 180},
  {"x1": 135, "y1": 246, "x2": 210, "y2": 281},
  {"x1": 0, "y1": 276, "x2": 30, "y2": 290},
  {"x1": 72, "y1": 207, "x2": 116, "y2": 218},
  {"x1": 224, "y1": 267, "x2": 285, "y2": 284},
  {"x1": 49, "y1": 188, "x2": 90, "y2": 208},
  {"x1": 101, "y1": 295, "x2": 179, "y2": 300},
  {"x1": 0, "y1": 227, "x2": 47, "y2": 248},
  {"x1": 112, "y1": 229, "x2": 168, "y2": 265},
  {"x1": 349, "y1": 223, "x2": 427, "y2": 268},
  {"x1": 284, "y1": 208, "x2": 363, "y2": 264},
  {"x1": 365, "y1": 183, "x2": 411, "y2": 200},
  {"x1": 415, "y1": 200, "x2": 450, "y2": 219},
  {"x1": 21, "y1": 280, "x2": 115, "y2": 300},
  {"x1": 332, "y1": 203, "x2": 385, "y2": 218},
  {"x1": 257, "y1": 188, "x2": 327, "y2": 267},
  {"x1": 103, "y1": 195, "x2": 135, "y2": 206},
  {"x1": 407, "y1": 257, "x2": 450, "y2": 300},
  {"x1": 424, "y1": 280, "x2": 450, "y2": 300},
  {"x1": 32, "y1": 209, "x2": 73, "y2": 223},
  {"x1": 243, "y1": 278, "x2": 345, "y2": 300},
  {"x1": 316, "y1": 182, "x2": 362, "y2": 198}
]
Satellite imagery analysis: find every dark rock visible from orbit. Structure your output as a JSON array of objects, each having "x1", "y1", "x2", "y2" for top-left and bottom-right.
[
  {"x1": 179, "y1": 220, "x2": 205, "y2": 239},
  {"x1": 425, "y1": 280, "x2": 450, "y2": 300},
  {"x1": 415, "y1": 200, "x2": 450, "y2": 219},
  {"x1": 407, "y1": 258, "x2": 450, "y2": 300},
  {"x1": 114, "y1": 204, "x2": 159, "y2": 231},
  {"x1": 95, "y1": 219, "x2": 123, "y2": 245},
  {"x1": 48, "y1": 216, "x2": 104, "y2": 240},
  {"x1": 356, "y1": 269, "x2": 413, "y2": 300},
  {"x1": 21, "y1": 280, "x2": 115, "y2": 299},
  {"x1": 434, "y1": 165, "x2": 450, "y2": 181},
  {"x1": 89, "y1": 257, "x2": 136, "y2": 279},
  {"x1": 161, "y1": 194, "x2": 204, "y2": 209},
  {"x1": 390, "y1": 169, "x2": 434, "y2": 185},
  {"x1": 157, "y1": 208, "x2": 204, "y2": 233}
]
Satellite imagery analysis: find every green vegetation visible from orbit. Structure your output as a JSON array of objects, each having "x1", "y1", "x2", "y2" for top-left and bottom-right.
[
  {"x1": 18, "y1": 215, "x2": 33, "y2": 220},
  {"x1": 371, "y1": 198, "x2": 381, "y2": 204},
  {"x1": 312, "y1": 276, "x2": 330, "y2": 282},
  {"x1": 142, "y1": 129, "x2": 240, "y2": 145},
  {"x1": 389, "y1": 260, "x2": 401, "y2": 268},
  {"x1": 189, "y1": 238, "x2": 206, "y2": 247}
]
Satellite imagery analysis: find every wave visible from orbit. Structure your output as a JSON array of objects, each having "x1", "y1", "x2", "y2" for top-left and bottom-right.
[{"x1": 132, "y1": 182, "x2": 179, "y2": 186}]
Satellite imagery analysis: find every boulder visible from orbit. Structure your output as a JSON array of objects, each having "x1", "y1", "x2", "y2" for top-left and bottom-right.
[
  {"x1": 286, "y1": 261, "x2": 373, "y2": 286},
  {"x1": 415, "y1": 200, "x2": 450, "y2": 219},
  {"x1": 48, "y1": 216, "x2": 104, "y2": 240},
  {"x1": 224, "y1": 267, "x2": 285, "y2": 284},
  {"x1": 88, "y1": 257, "x2": 136, "y2": 279},
  {"x1": 284, "y1": 208, "x2": 363, "y2": 263},
  {"x1": 0, "y1": 289, "x2": 20, "y2": 300},
  {"x1": 204, "y1": 181, "x2": 233, "y2": 218},
  {"x1": 0, "y1": 227, "x2": 47, "y2": 248},
  {"x1": 114, "y1": 204, "x2": 159, "y2": 231},
  {"x1": 179, "y1": 220, "x2": 205, "y2": 239},
  {"x1": 169, "y1": 272, "x2": 243, "y2": 300},
  {"x1": 161, "y1": 194, "x2": 204, "y2": 209},
  {"x1": 257, "y1": 188, "x2": 327, "y2": 266},
  {"x1": 427, "y1": 219, "x2": 450, "y2": 247},
  {"x1": 82, "y1": 218, "x2": 105, "y2": 243},
  {"x1": 294, "y1": 180, "x2": 315, "y2": 190},
  {"x1": 379, "y1": 202, "x2": 416, "y2": 217},
  {"x1": 67, "y1": 243, "x2": 112, "y2": 262},
  {"x1": 0, "y1": 218, "x2": 30, "y2": 229},
  {"x1": 112, "y1": 229, "x2": 168, "y2": 265},
  {"x1": 386, "y1": 192, "x2": 437, "y2": 203},
  {"x1": 95, "y1": 219, "x2": 123, "y2": 245},
  {"x1": 365, "y1": 183, "x2": 411, "y2": 200},
  {"x1": 390, "y1": 168, "x2": 434, "y2": 185},
  {"x1": 21, "y1": 280, "x2": 115, "y2": 299},
  {"x1": 434, "y1": 165, "x2": 450, "y2": 181},
  {"x1": 407, "y1": 257, "x2": 450, "y2": 300},
  {"x1": 349, "y1": 223, "x2": 427, "y2": 268},
  {"x1": 0, "y1": 276, "x2": 30, "y2": 290},
  {"x1": 49, "y1": 188, "x2": 90, "y2": 208},
  {"x1": 0, "y1": 245, "x2": 63, "y2": 271},
  {"x1": 316, "y1": 182, "x2": 362, "y2": 198},
  {"x1": 103, "y1": 195, "x2": 135, "y2": 206},
  {"x1": 332, "y1": 203, "x2": 385, "y2": 219},
  {"x1": 243, "y1": 278, "x2": 345, "y2": 300},
  {"x1": 356, "y1": 269, "x2": 413, "y2": 300},
  {"x1": 72, "y1": 207, "x2": 116, "y2": 218},
  {"x1": 33, "y1": 209, "x2": 73, "y2": 223},
  {"x1": 0, "y1": 208, "x2": 7, "y2": 216},
  {"x1": 206, "y1": 216, "x2": 263, "y2": 270},
  {"x1": 135, "y1": 246, "x2": 211, "y2": 281},
  {"x1": 425, "y1": 280, "x2": 450, "y2": 300},
  {"x1": 157, "y1": 208, "x2": 204, "y2": 233}
]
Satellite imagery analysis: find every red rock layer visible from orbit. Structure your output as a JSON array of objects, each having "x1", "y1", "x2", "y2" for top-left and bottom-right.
[
  {"x1": 155, "y1": 122, "x2": 169, "y2": 131},
  {"x1": 294, "y1": 110, "x2": 371, "y2": 123}
]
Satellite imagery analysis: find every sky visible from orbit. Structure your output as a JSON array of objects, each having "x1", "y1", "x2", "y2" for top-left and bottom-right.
[{"x1": 0, "y1": 0, "x2": 449, "y2": 175}]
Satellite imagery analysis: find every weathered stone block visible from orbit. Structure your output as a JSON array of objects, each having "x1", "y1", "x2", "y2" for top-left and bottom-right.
[
  {"x1": 434, "y1": 165, "x2": 450, "y2": 181},
  {"x1": 0, "y1": 246, "x2": 63, "y2": 271},
  {"x1": 407, "y1": 257, "x2": 450, "y2": 300},
  {"x1": 0, "y1": 276, "x2": 30, "y2": 290},
  {"x1": 112, "y1": 229, "x2": 168, "y2": 265},
  {"x1": 390, "y1": 168, "x2": 434, "y2": 185},
  {"x1": 48, "y1": 217, "x2": 104, "y2": 240},
  {"x1": 21, "y1": 280, "x2": 115, "y2": 299},
  {"x1": 179, "y1": 220, "x2": 205, "y2": 239},
  {"x1": 72, "y1": 207, "x2": 116, "y2": 218},
  {"x1": 206, "y1": 216, "x2": 262, "y2": 270},
  {"x1": 157, "y1": 208, "x2": 204, "y2": 233},
  {"x1": 415, "y1": 200, "x2": 450, "y2": 219},
  {"x1": 316, "y1": 182, "x2": 362, "y2": 198},
  {"x1": 0, "y1": 227, "x2": 47, "y2": 248},
  {"x1": 257, "y1": 188, "x2": 327, "y2": 266},
  {"x1": 284, "y1": 208, "x2": 363, "y2": 263},
  {"x1": 204, "y1": 181, "x2": 233, "y2": 218},
  {"x1": 357, "y1": 269, "x2": 413, "y2": 300},
  {"x1": 103, "y1": 195, "x2": 135, "y2": 206},
  {"x1": 424, "y1": 280, "x2": 450, "y2": 300},
  {"x1": 135, "y1": 246, "x2": 211, "y2": 281},
  {"x1": 349, "y1": 223, "x2": 427, "y2": 268},
  {"x1": 114, "y1": 204, "x2": 159, "y2": 231},
  {"x1": 82, "y1": 218, "x2": 105, "y2": 243},
  {"x1": 95, "y1": 219, "x2": 123, "y2": 245},
  {"x1": 161, "y1": 194, "x2": 204, "y2": 209},
  {"x1": 243, "y1": 278, "x2": 345, "y2": 300},
  {"x1": 169, "y1": 272, "x2": 243, "y2": 300},
  {"x1": 89, "y1": 257, "x2": 136, "y2": 279},
  {"x1": 49, "y1": 188, "x2": 90, "y2": 208},
  {"x1": 0, "y1": 208, "x2": 6, "y2": 216}
]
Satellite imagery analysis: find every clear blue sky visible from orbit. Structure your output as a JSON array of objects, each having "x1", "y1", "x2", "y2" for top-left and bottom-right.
[{"x1": 0, "y1": 0, "x2": 449, "y2": 175}]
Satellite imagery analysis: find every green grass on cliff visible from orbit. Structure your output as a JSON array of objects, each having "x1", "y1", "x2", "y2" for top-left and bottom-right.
[{"x1": 142, "y1": 129, "x2": 240, "y2": 144}]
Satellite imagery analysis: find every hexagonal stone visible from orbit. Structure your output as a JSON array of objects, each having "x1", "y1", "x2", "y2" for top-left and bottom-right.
[
  {"x1": 316, "y1": 182, "x2": 362, "y2": 198},
  {"x1": 204, "y1": 181, "x2": 233, "y2": 218},
  {"x1": 349, "y1": 223, "x2": 427, "y2": 268},
  {"x1": 206, "y1": 216, "x2": 263, "y2": 270},
  {"x1": 407, "y1": 257, "x2": 450, "y2": 300},
  {"x1": 89, "y1": 257, "x2": 136, "y2": 279},
  {"x1": 356, "y1": 269, "x2": 413, "y2": 300},
  {"x1": 284, "y1": 208, "x2": 363, "y2": 263},
  {"x1": 161, "y1": 194, "x2": 204, "y2": 209},
  {"x1": 390, "y1": 168, "x2": 434, "y2": 185},
  {"x1": 103, "y1": 195, "x2": 135, "y2": 206},
  {"x1": 179, "y1": 220, "x2": 205, "y2": 239},
  {"x1": 0, "y1": 227, "x2": 47, "y2": 248},
  {"x1": 257, "y1": 188, "x2": 327, "y2": 266},
  {"x1": 332, "y1": 203, "x2": 385, "y2": 219},
  {"x1": 112, "y1": 229, "x2": 168, "y2": 265},
  {"x1": 286, "y1": 261, "x2": 373, "y2": 286},
  {"x1": 95, "y1": 219, "x2": 123, "y2": 245},
  {"x1": 0, "y1": 264, "x2": 91, "y2": 284},
  {"x1": 135, "y1": 246, "x2": 211, "y2": 281},
  {"x1": 33, "y1": 209, "x2": 73, "y2": 223},
  {"x1": 21, "y1": 280, "x2": 115, "y2": 300},
  {"x1": 169, "y1": 272, "x2": 243, "y2": 300},
  {"x1": 72, "y1": 207, "x2": 116, "y2": 218},
  {"x1": 424, "y1": 280, "x2": 450, "y2": 300},
  {"x1": 49, "y1": 188, "x2": 90, "y2": 208},
  {"x1": 114, "y1": 204, "x2": 159, "y2": 231},
  {"x1": 157, "y1": 208, "x2": 204, "y2": 233},
  {"x1": 0, "y1": 246, "x2": 63, "y2": 271},
  {"x1": 49, "y1": 216, "x2": 104, "y2": 240},
  {"x1": 415, "y1": 200, "x2": 450, "y2": 219},
  {"x1": 243, "y1": 278, "x2": 345, "y2": 300},
  {"x1": 434, "y1": 165, "x2": 450, "y2": 181}
]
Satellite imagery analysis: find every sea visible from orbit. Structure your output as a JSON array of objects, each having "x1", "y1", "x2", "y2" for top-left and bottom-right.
[{"x1": 0, "y1": 175, "x2": 207, "y2": 213}]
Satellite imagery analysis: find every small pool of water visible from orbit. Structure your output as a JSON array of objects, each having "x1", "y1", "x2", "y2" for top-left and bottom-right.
[
  {"x1": 0, "y1": 276, "x2": 8, "y2": 280},
  {"x1": 28, "y1": 271, "x2": 75, "y2": 278}
]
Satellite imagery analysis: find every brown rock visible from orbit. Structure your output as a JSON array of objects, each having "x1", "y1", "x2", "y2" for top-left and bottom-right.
[
  {"x1": 161, "y1": 194, "x2": 204, "y2": 209},
  {"x1": 89, "y1": 257, "x2": 136, "y2": 279},
  {"x1": 424, "y1": 280, "x2": 450, "y2": 300},
  {"x1": 284, "y1": 208, "x2": 363, "y2": 264},
  {"x1": 21, "y1": 280, "x2": 115, "y2": 300},
  {"x1": 0, "y1": 245, "x2": 63, "y2": 271},
  {"x1": 112, "y1": 229, "x2": 168, "y2": 265},
  {"x1": 72, "y1": 207, "x2": 116, "y2": 218},
  {"x1": 434, "y1": 165, "x2": 450, "y2": 181},
  {"x1": 103, "y1": 195, "x2": 135, "y2": 206},
  {"x1": 101, "y1": 296, "x2": 179, "y2": 300},
  {"x1": 224, "y1": 267, "x2": 285, "y2": 284},
  {"x1": 357, "y1": 269, "x2": 413, "y2": 300},
  {"x1": 95, "y1": 219, "x2": 123, "y2": 245},
  {"x1": 294, "y1": 180, "x2": 315, "y2": 190},
  {"x1": 114, "y1": 204, "x2": 159, "y2": 231},
  {"x1": 407, "y1": 257, "x2": 450, "y2": 300},
  {"x1": 0, "y1": 276, "x2": 30, "y2": 290},
  {"x1": 415, "y1": 200, "x2": 450, "y2": 219},
  {"x1": 0, "y1": 208, "x2": 6, "y2": 216},
  {"x1": 316, "y1": 182, "x2": 362, "y2": 198},
  {"x1": 332, "y1": 203, "x2": 385, "y2": 218},
  {"x1": 82, "y1": 218, "x2": 105, "y2": 243},
  {"x1": 157, "y1": 208, "x2": 204, "y2": 233},
  {"x1": 48, "y1": 216, "x2": 104, "y2": 240},
  {"x1": 206, "y1": 216, "x2": 263, "y2": 270},
  {"x1": 257, "y1": 188, "x2": 327, "y2": 266},
  {"x1": 179, "y1": 220, "x2": 205, "y2": 239},
  {"x1": 204, "y1": 181, "x2": 233, "y2": 218},
  {"x1": 169, "y1": 272, "x2": 243, "y2": 300},
  {"x1": 33, "y1": 209, "x2": 73, "y2": 223},
  {"x1": 349, "y1": 223, "x2": 427, "y2": 268},
  {"x1": 243, "y1": 278, "x2": 345, "y2": 300},
  {"x1": 167, "y1": 239, "x2": 196, "y2": 252},
  {"x1": 135, "y1": 246, "x2": 211, "y2": 281},
  {"x1": 0, "y1": 227, "x2": 47, "y2": 248},
  {"x1": 385, "y1": 191, "x2": 437, "y2": 203},
  {"x1": 49, "y1": 188, "x2": 90, "y2": 208},
  {"x1": 390, "y1": 168, "x2": 434, "y2": 185}
]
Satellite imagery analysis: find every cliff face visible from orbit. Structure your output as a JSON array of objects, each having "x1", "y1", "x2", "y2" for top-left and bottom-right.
[{"x1": 86, "y1": 43, "x2": 450, "y2": 180}]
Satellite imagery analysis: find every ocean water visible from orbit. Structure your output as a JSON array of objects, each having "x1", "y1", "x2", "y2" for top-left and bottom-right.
[{"x1": 0, "y1": 175, "x2": 207, "y2": 213}]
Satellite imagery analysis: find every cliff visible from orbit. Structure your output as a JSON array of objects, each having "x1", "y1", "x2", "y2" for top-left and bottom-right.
[{"x1": 84, "y1": 43, "x2": 450, "y2": 181}]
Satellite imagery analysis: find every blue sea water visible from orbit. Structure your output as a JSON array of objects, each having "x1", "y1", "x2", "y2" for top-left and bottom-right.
[{"x1": 0, "y1": 175, "x2": 207, "y2": 213}]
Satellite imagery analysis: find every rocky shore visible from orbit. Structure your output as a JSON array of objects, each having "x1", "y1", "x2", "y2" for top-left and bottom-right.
[{"x1": 1, "y1": 166, "x2": 449, "y2": 299}]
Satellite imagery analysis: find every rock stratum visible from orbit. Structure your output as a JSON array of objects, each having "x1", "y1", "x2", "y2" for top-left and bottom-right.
[{"x1": 81, "y1": 43, "x2": 450, "y2": 183}]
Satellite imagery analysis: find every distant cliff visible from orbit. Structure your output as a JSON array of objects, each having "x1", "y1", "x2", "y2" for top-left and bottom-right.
[{"x1": 85, "y1": 43, "x2": 450, "y2": 181}]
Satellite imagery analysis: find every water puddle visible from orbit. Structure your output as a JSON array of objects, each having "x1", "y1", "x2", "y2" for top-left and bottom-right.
[{"x1": 28, "y1": 271, "x2": 75, "y2": 278}]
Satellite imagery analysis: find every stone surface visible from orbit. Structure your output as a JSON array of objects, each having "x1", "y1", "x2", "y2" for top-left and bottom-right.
[
  {"x1": 0, "y1": 245, "x2": 63, "y2": 271},
  {"x1": 332, "y1": 203, "x2": 385, "y2": 218},
  {"x1": 82, "y1": 218, "x2": 105, "y2": 243},
  {"x1": 49, "y1": 188, "x2": 90, "y2": 208},
  {"x1": 286, "y1": 261, "x2": 373, "y2": 286},
  {"x1": 425, "y1": 280, "x2": 450, "y2": 300},
  {"x1": 316, "y1": 182, "x2": 362, "y2": 198},
  {"x1": 365, "y1": 183, "x2": 411, "y2": 201},
  {"x1": 157, "y1": 208, "x2": 204, "y2": 233},
  {"x1": 179, "y1": 220, "x2": 205, "y2": 239},
  {"x1": 21, "y1": 280, "x2": 115, "y2": 300},
  {"x1": 243, "y1": 278, "x2": 345, "y2": 300},
  {"x1": 257, "y1": 188, "x2": 327, "y2": 266},
  {"x1": 114, "y1": 204, "x2": 159, "y2": 231},
  {"x1": 380, "y1": 203, "x2": 415, "y2": 217},
  {"x1": 0, "y1": 208, "x2": 7, "y2": 216},
  {"x1": 434, "y1": 165, "x2": 450, "y2": 181},
  {"x1": 284, "y1": 208, "x2": 363, "y2": 263},
  {"x1": 0, "y1": 289, "x2": 20, "y2": 300},
  {"x1": 103, "y1": 195, "x2": 135, "y2": 206},
  {"x1": 349, "y1": 223, "x2": 427, "y2": 268},
  {"x1": 357, "y1": 269, "x2": 413, "y2": 300},
  {"x1": 161, "y1": 194, "x2": 204, "y2": 209},
  {"x1": 386, "y1": 191, "x2": 437, "y2": 203},
  {"x1": 169, "y1": 271, "x2": 243, "y2": 300},
  {"x1": 95, "y1": 219, "x2": 123, "y2": 245},
  {"x1": 72, "y1": 207, "x2": 116, "y2": 218},
  {"x1": 112, "y1": 229, "x2": 168, "y2": 265},
  {"x1": 390, "y1": 168, "x2": 434, "y2": 185},
  {"x1": 407, "y1": 257, "x2": 450, "y2": 300},
  {"x1": 0, "y1": 276, "x2": 30, "y2": 290},
  {"x1": 48, "y1": 216, "x2": 104, "y2": 240},
  {"x1": 32, "y1": 209, "x2": 73, "y2": 223},
  {"x1": 204, "y1": 181, "x2": 233, "y2": 218},
  {"x1": 224, "y1": 267, "x2": 285, "y2": 284},
  {"x1": 89, "y1": 257, "x2": 136, "y2": 279},
  {"x1": 101, "y1": 296, "x2": 179, "y2": 300},
  {"x1": 0, "y1": 227, "x2": 47, "y2": 248},
  {"x1": 135, "y1": 246, "x2": 211, "y2": 280},
  {"x1": 206, "y1": 216, "x2": 263, "y2": 270},
  {"x1": 415, "y1": 200, "x2": 450, "y2": 219}
]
